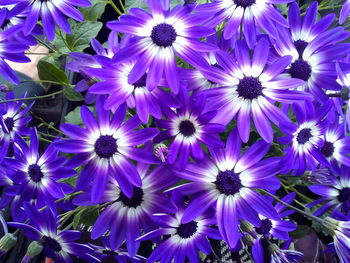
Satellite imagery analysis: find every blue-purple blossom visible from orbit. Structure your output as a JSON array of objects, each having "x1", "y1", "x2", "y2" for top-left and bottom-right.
[
  {"x1": 171, "y1": 129, "x2": 280, "y2": 248},
  {"x1": 340, "y1": 0, "x2": 350, "y2": 24},
  {"x1": 136, "y1": 196, "x2": 221, "y2": 263},
  {"x1": 200, "y1": 37, "x2": 308, "y2": 143},
  {"x1": 0, "y1": 0, "x2": 91, "y2": 41},
  {"x1": 55, "y1": 97, "x2": 159, "y2": 202},
  {"x1": 107, "y1": 0, "x2": 218, "y2": 92},
  {"x1": 8, "y1": 204, "x2": 100, "y2": 263}
]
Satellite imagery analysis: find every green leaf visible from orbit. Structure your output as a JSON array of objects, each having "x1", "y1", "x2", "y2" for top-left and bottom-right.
[
  {"x1": 72, "y1": 206, "x2": 99, "y2": 229},
  {"x1": 63, "y1": 88, "x2": 84, "y2": 101},
  {"x1": 80, "y1": 0, "x2": 108, "y2": 21},
  {"x1": 125, "y1": 0, "x2": 149, "y2": 12},
  {"x1": 64, "y1": 106, "x2": 83, "y2": 125},
  {"x1": 54, "y1": 20, "x2": 103, "y2": 52},
  {"x1": 276, "y1": 4, "x2": 288, "y2": 15},
  {"x1": 37, "y1": 60, "x2": 69, "y2": 85}
]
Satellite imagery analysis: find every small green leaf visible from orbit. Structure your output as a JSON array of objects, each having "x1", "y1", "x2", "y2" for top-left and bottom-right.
[
  {"x1": 37, "y1": 60, "x2": 69, "y2": 85},
  {"x1": 64, "y1": 106, "x2": 83, "y2": 126},
  {"x1": 80, "y1": 0, "x2": 108, "y2": 21},
  {"x1": 63, "y1": 88, "x2": 84, "y2": 101},
  {"x1": 125, "y1": 0, "x2": 149, "y2": 12}
]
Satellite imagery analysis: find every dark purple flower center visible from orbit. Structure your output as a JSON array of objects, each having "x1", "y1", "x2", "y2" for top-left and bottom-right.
[
  {"x1": 151, "y1": 23, "x2": 177, "y2": 47},
  {"x1": 132, "y1": 73, "x2": 147, "y2": 88},
  {"x1": 256, "y1": 218, "x2": 273, "y2": 235},
  {"x1": 179, "y1": 120, "x2": 196, "y2": 137},
  {"x1": 321, "y1": 141, "x2": 334, "y2": 158},
  {"x1": 43, "y1": 236, "x2": 62, "y2": 254},
  {"x1": 294, "y1": 40, "x2": 308, "y2": 58},
  {"x1": 28, "y1": 164, "x2": 44, "y2": 182},
  {"x1": 4, "y1": 117, "x2": 14, "y2": 132},
  {"x1": 289, "y1": 59, "x2": 312, "y2": 81},
  {"x1": 338, "y1": 187, "x2": 350, "y2": 203},
  {"x1": 233, "y1": 0, "x2": 255, "y2": 7},
  {"x1": 296, "y1": 128, "x2": 312, "y2": 144},
  {"x1": 94, "y1": 135, "x2": 118, "y2": 159},
  {"x1": 237, "y1": 77, "x2": 263, "y2": 100},
  {"x1": 118, "y1": 187, "x2": 144, "y2": 208},
  {"x1": 216, "y1": 170, "x2": 242, "y2": 195},
  {"x1": 177, "y1": 221, "x2": 198, "y2": 239}
]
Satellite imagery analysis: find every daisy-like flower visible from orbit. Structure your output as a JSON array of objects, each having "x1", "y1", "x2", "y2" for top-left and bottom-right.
[
  {"x1": 3, "y1": 128, "x2": 75, "y2": 210},
  {"x1": 8, "y1": 204, "x2": 99, "y2": 263},
  {"x1": 107, "y1": 0, "x2": 218, "y2": 92},
  {"x1": 340, "y1": 0, "x2": 350, "y2": 24},
  {"x1": 308, "y1": 166, "x2": 350, "y2": 216},
  {"x1": 55, "y1": 97, "x2": 159, "y2": 202},
  {"x1": 195, "y1": 0, "x2": 293, "y2": 48},
  {"x1": 86, "y1": 59, "x2": 181, "y2": 124},
  {"x1": 322, "y1": 216, "x2": 350, "y2": 263},
  {"x1": 66, "y1": 32, "x2": 120, "y2": 104},
  {"x1": 1, "y1": 0, "x2": 91, "y2": 41},
  {"x1": 279, "y1": 101, "x2": 331, "y2": 175},
  {"x1": 0, "y1": 32, "x2": 29, "y2": 83},
  {"x1": 172, "y1": 129, "x2": 280, "y2": 248},
  {"x1": 73, "y1": 162, "x2": 177, "y2": 256},
  {"x1": 0, "y1": 91, "x2": 32, "y2": 160},
  {"x1": 154, "y1": 90, "x2": 225, "y2": 166},
  {"x1": 320, "y1": 122, "x2": 350, "y2": 172},
  {"x1": 273, "y1": 2, "x2": 350, "y2": 102},
  {"x1": 136, "y1": 197, "x2": 221, "y2": 263},
  {"x1": 200, "y1": 37, "x2": 307, "y2": 143}
]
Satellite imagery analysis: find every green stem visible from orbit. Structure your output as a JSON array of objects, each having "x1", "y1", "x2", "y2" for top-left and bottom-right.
[
  {"x1": 118, "y1": 0, "x2": 125, "y2": 12},
  {"x1": 34, "y1": 37, "x2": 55, "y2": 53},
  {"x1": 0, "y1": 89, "x2": 65, "y2": 104},
  {"x1": 259, "y1": 189, "x2": 324, "y2": 225},
  {"x1": 280, "y1": 178, "x2": 314, "y2": 203},
  {"x1": 38, "y1": 137, "x2": 52, "y2": 143},
  {"x1": 57, "y1": 30, "x2": 73, "y2": 52},
  {"x1": 108, "y1": 0, "x2": 123, "y2": 15},
  {"x1": 31, "y1": 112, "x2": 64, "y2": 134}
]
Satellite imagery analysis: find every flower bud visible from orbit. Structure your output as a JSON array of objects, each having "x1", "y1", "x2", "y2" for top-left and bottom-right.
[
  {"x1": 0, "y1": 233, "x2": 17, "y2": 256},
  {"x1": 27, "y1": 241, "x2": 43, "y2": 257},
  {"x1": 154, "y1": 144, "x2": 168, "y2": 162},
  {"x1": 243, "y1": 234, "x2": 255, "y2": 246}
]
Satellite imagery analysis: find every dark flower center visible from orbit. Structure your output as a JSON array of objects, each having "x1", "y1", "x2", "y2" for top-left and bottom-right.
[
  {"x1": 321, "y1": 141, "x2": 334, "y2": 158},
  {"x1": 28, "y1": 164, "x2": 44, "y2": 183},
  {"x1": 118, "y1": 187, "x2": 144, "y2": 208},
  {"x1": 289, "y1": 59, "x2": 312, "y2": 81},
  {"x1": 94, "y1": 135, "x2": 118, "y2": 159},
  {"x1": 338, "y1": 187, "x2": 350, "y2": 203},
  {"x1": 215, "y1": 170, "x2": 242, "y2": 195},
  {"x1": 177, "y1": 221, "x2": 198, "y2": 239},
  {"x1": 233, "y1": 0, "x2": 255, "y2": 7},
  {"x1": 237, "y1": 77, "x2": 263, "y2": 100},
  {"x1": 294, "y1": 40, "x2": 308, "y2": 58},
  {"x1": 256, "y1": 218, "x2": 273, "y2": 235},
  {"x1": 44, "y1": 236, "x2": 62, "y2": 253},
  {"x1": 296, "y1": 128, "x2": 312, "y2": 144},
  {"x1": 4, "y1": 117, "x2": 14, "y2": 132},
  {"x1": 151, "y1": 23, "x2": 177, "y2": 47},
  {"x1": 132, "y1": 73, "x2": 147, "y2": 88},
  {"x1": 179, "y1": 120, "x2": 196, "y2": 137}
]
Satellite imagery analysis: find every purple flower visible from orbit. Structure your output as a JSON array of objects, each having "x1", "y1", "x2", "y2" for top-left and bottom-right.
[
  {"x1": 0, "y1": 92, "x2": 32, "y2": 160},
  {"x1": 200, "y1": 37, "x2": 307, "y2": 143},
  {"x1": 107, "y1": 0, "x2": 218, "y2": 92},
  {"x1": 279, "y1": 101, "x2": 332, "y2": 175},
  {"x1": 66, "y1": 32, "x2": 120, "y2": 104},
  {"x1": 86, "y1": 60, "x2": 180, "y2": 123},
  {"x1": 154, "y1": 91, "x2": 225, "y2": 166},
  {"x1": 171, "y1": 129, "x2": 280, "y2": 248},
  {"x1": 308, "y1": 165, "x2": 350, "y2": 216},
  {"x1": 270, "y1": 243, "x2": 303, "y2": 263},
  {"x1": 1, "y1": 0, "x2": 91, "y2": 41},
  {"x1": 196, "y1": 0, "x2": 293, "y2": 48},
  {"x1": 340, "y1": 0, "x2": 350, "y2": 24},
  {"x1": 0, "y1": 32, "x2": 29, "y2": 83},
  {"x1": 273, "y1": 2, "x2": 350, "y2": 102},
  {"x1": 136, "y1": 197, "x2": 221, "y2": 263},
  {"x1": 3, "y1": 128, "x2": 75, "y2": 210},
  {"x1": 55, "y1": 97, "x2": 159, "y2": 202},
  {"x1": 74, "y1": 162, "x2": 177, "y2": 256},
  {"x1": 8, "y1": 204, "x2": 99, "y2": 263}
]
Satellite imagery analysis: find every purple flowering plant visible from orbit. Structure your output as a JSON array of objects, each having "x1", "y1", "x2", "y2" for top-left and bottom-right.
[{"x1": 0, "y1": 0, "x2": 350, "y2": 262}]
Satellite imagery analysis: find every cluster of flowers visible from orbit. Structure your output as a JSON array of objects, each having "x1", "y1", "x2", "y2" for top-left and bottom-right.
[{"x1": 1, "y1": 0, "x2": 350, "y2": 262}]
